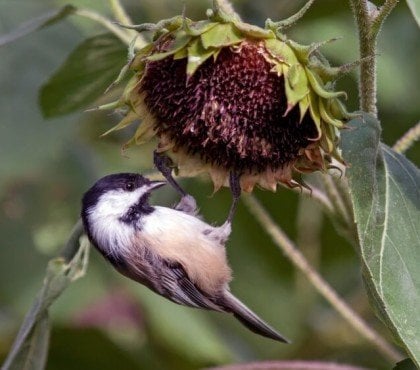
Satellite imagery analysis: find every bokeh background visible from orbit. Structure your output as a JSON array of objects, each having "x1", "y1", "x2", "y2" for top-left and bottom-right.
[{"x1": 0, "y1": 0, "x2": 418, "y2": 369}]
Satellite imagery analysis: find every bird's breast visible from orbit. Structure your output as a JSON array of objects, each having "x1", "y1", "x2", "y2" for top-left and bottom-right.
[{"x1": 134, "y1": 207, "x2": 232, "y2": 294}]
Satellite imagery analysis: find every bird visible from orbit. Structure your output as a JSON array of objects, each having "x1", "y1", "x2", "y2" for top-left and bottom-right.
[{"x1": 81, "y1": 171, "x2": 289, "y2": 343}]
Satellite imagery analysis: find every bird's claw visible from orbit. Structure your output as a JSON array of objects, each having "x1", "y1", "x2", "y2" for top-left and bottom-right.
[{"x1": 153, "y1": 151, "x2": 187, "y2": 197}]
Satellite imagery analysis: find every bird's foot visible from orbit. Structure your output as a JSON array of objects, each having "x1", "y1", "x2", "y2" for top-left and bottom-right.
[
  {"x1": 175, "y1": 194, "x2": 198, "y2": 215},
  {"x1": 153, "y1": 151, "x2": 187, "y2": 197}
]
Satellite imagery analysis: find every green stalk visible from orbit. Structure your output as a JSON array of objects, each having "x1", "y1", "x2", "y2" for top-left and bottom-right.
[{"x1": 349, "y1": 0, "x2": 399, "y2": 116}]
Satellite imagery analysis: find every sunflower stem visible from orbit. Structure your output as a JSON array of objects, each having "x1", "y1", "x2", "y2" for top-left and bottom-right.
[
  {"x1": 243, "y1": 194, "x2": 402, "y2": 363},
  {"x1": 109, "y1": 0, "x2": 133, "y2": 25},
  {"x1": 73, "y1": 8, "x2": 133, "y2": 45},
  {"x1": 287, "y1": 184, "x2": 335, "y2": 214},
  {"x1": 108, "y1": 0, "x2": 147, "y2": 48},
  {"x1": 349, "y1": 0, "x2": 399, "y2": 116},
  {"x1": 214, "y1": 0, "x2": 240, "y2": 19},
  {"x1": 321, "y1": 175, "x2": 353, "y2": 227},
  {"x1": 392, "y1": 121, "x2": 420, "y2": 154},
  {"x1": 295, "y1": 197, "x2": 322, "y2": 310},
  {"x1": 349, "y1": 0, "x2": 376, "y2": 116},
  {"x1": 370, "y1": 0, "x2": 400, "y2": 39}
]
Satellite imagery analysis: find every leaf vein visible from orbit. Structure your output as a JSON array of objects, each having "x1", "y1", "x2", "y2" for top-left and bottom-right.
[
  {"x1": 385, "y1": 235, "x2": 417, "y2": 293},
  {"x1": 388, "y1": 174, "x2": 420, "y2": 243},
  {"x1": 383, "y1": 146, "x2": 419, "y2": 194},
  {"x1": 378, "y1": 151, "x2": 390, "y2": 298}
]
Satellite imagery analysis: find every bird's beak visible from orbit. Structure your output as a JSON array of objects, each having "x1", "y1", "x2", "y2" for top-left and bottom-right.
[{"x1": 148, "y1": 181, "x2": 166, "y2": 191}]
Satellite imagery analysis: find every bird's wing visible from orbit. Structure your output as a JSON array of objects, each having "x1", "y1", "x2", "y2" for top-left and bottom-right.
[
  {"x1": 158, "y1": 260, "x2": 223, "y2": 312},
  {"x1": 123, "y1": 246, "x2": 223, "y2": 311}
]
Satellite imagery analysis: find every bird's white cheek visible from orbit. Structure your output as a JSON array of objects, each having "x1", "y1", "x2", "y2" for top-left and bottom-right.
[
  {"x1": 94, "y1": 188, "x2": 148, "y2": 217},
  {"x1": 88, "y1": 211, "x2": 135, "y2": 256}
]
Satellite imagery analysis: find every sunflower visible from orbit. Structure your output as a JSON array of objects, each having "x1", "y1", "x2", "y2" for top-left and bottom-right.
[{"x1": 104, "y1": 2, "x2": 352, "y2": 192}]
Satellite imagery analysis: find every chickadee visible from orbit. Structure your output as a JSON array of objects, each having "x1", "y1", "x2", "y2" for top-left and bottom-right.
[{"x1": 81, "y1": 172, "x2": 288, "y2": 342}]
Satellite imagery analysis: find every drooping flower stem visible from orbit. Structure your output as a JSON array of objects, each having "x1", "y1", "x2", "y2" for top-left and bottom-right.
[
  {"x1": 214, "y1": 0, "x2": 241, "y2": 19},
  {"x1": 108, "y1": 0, "x2": 148, "y2": 49},
  {"x1": 243, "y1": 194, "x2": 402, "y2": 363},
  {"x1": 73, "y1": 8, "x2": 134, "y2": 45},
  {"x1": 349, "y1": 0, "x2": 399, "y2": 117},
  {"x1": 109, "y1": 0, "x2": 134, "y2": 26},
  {"x1": 295, "y1": 197, "x2": 322, "y2": 308},
  {"x1": 73, "y1": 4, "x2": 147, "y2": 49}
]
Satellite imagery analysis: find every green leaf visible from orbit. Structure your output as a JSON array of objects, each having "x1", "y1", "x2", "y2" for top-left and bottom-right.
[
  {"x1": 39, "y1": 34, "x2": 126, "y2": 118},
  {"x1": 0, "y1": 5, "x2": 76, "y2": 47},
  {"x1": 406, "y1": 0, "x2": 420, "y2": 27},
  {"x1": 185, "y1": 20, "x2": 218, "y2": 36},
  {"x1": 341, "y1": 113, "x2": 420, "y2": 366},
  {"x1": 200, "y1": 23, "x2": 244, "y2": 49},
  {"x1": 234, "y1": 21, "x2": 274, "y2": 39},
  {"x1": 265, "y1": 39, "x2": 299, "y2": 65},
  {"x1": 146, "y1": 31, "x2": 192, "y2": 61},
  {"x1": 284, "y1": 63, "x2": 309, "y2": 107},
  {"x1": 186, "y1": 38, "x2": 215, "y2": 75},
  {"x1": 2, "y1": 235, "x2": 90, "y2": 370},
  {"x1": 394, "y1": 358, "x2": 418, "y2": 370}
]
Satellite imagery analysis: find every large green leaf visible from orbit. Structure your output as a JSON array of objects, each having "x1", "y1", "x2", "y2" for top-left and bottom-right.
[
  {"x1": 39, "y1": 33, "x2": 126, "y2": 118},
  {"x1": 2, "y1": 233, "x2": 89, "y2": 370},
  {"x1": 0, "y1": 5, "x2": 76, "y2": 47},
  {"x1": 341, "y1": 114, "x2": 420, "y2": 365},
  {"x1": 406, "y1": 0, "x2": 420, "y2": 27}
]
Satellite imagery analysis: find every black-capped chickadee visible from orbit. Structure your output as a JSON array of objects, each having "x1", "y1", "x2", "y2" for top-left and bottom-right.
[{"x1": 81, "y1": 172, "x2": 288, "y2": 342}]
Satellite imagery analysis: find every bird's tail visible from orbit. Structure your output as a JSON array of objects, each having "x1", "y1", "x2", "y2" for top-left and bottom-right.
[{"x1": 222, "y1": 291, "x2": 290, "y2": 343}]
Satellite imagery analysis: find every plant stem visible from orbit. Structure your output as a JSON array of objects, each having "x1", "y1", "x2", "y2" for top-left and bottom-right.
[
  {"x1": 349, "y1": 0, "x2": 377, "y2": 115},
  {"x1": 349, "y1": 0, "x2": 399, "y2": 116},
  {"x1": 59, "y1": 219, "x2": 85, "y2": 262},
  {"x1": 242, "y1": 194, "x2": 402, "y2": 363},
  {"x1": 2, "y1": 223, "x2": 88, "y2": 370},
  {"x1": 73, "y1": 8, "x2": 133, "y2": 45},
  {"x1": 371, "y1": 0, "x2": 400, "y2": 38},
  {"x1": 295, "y1": 197, "x2": 322, "y2": 307},
  {"x1": 216, "y1": 0, "x2": 238, "y2": 18},
  {"x1": 321, "y1": 175, "x2": 353, "y2": 226},
  {"x1": 108, "y1": 0, "x2": 147, "y2": 48},
  {"x1": 109, "y1": 0, "x2": 133, "y2": 25},
  {"x1": 292, "y1": 187, "x2": 335, "y2": 214},
  {"x1": 392, "y1": 121, "x2": 420, "y2": 154}
]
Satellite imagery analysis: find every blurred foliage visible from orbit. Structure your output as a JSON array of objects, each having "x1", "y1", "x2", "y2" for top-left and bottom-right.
[{"x1": 0, "y1": 1, "x2": 418, "y2": 369}]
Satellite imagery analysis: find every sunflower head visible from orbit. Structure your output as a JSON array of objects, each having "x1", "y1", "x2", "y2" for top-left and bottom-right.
[{"x1": 105, "y1": 3, "x2": 354, "y2": 192}]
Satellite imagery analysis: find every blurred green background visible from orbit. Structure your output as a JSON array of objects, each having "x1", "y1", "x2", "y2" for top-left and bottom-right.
[{"x1": 0, "y1": 0, "x2": 418, "y2": 369}]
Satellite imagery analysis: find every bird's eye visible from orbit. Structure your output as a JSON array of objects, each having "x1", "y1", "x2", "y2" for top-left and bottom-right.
[{"x1": 125, "y1": 181, "x2": 135, "y2": 191}]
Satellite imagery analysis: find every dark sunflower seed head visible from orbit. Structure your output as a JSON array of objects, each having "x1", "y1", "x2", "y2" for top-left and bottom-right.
[{"x1": 140, "y1": 41, "x2": 318, "y2": 173}]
